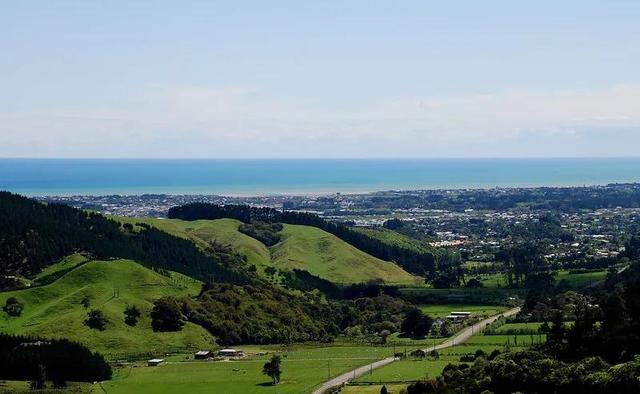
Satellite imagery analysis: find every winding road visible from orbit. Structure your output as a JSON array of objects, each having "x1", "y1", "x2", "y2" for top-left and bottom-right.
[{"x1": 311, "y1": 306, "x2": 521, "y2": 394}]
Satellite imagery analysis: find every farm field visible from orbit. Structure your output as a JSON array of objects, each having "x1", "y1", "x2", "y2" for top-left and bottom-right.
[
  {"x1": 354, "y1": 359, "x2": 453, "y2": 383},
  {"x1": 0, "y1": 257, "x2": 214, "y2": 356},
  {"x1": 419, "y1": 304, "x2": 508, "y2": 318},
  {"x1": 352, "y1": 333, "x2": 543, "y2": 387},
  {"x1": 466, "y1": 269, "x2": 609, "y2": 290},
  {"x1": 399, "y1": 286, "x2": 527, "y2": 305},
  {"x1": 491, "y1": 322, "x2": 543, "y2": 333},
  {"x1": 104, "y1": 346, "x2": 381, "y2": 394},
  {"x1": 341, "y1": 384, "x2": 407, "y2": 394},
  {"x1": 555, "y1": 269, "x2": 608, "y2": 287}
]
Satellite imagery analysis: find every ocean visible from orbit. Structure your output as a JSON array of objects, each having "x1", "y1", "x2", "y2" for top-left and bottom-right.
[{"x1": 1, "y1": 158, "x2": 639, "y2": 196}]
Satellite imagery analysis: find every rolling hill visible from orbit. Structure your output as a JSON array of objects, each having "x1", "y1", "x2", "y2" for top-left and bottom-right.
[
  {"x1": 116, "y1": 217, "x2": 272, "y2": 269},
  {"x1": 0, "y1": 255, "x2": 215, "y2": 357},
  {"x1": 353, "y1": 227, "x2": 432, "y2": 254},
  {"x1": 268, "y1": 224, "x2": 417, "y2": 284},
  {"x1": 115, "y1": 217, "x2": 419, "y2": 285}
]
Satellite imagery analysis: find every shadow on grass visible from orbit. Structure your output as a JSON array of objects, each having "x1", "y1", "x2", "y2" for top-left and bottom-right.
[{"x1": 256, "y1": 381, "x2": 278, "y2": 387}]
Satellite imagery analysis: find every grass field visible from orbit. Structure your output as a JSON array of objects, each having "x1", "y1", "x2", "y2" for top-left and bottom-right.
[
  {"x1": 353, "y1": 333, "x2": 544, "y2": 386},
  {"x1": 270, "y1": 224, "x2": 418, "y2": 285},
  {"x1": 103, "y1": 345, "x2": 382, "y2": 394},
  {"x1": 492, "y1": 322, "x2": 543, "y2": 333},
  {"x1": 419, "y1": 304, "x2": 508, "y2": 318},
  {"x1": 116, "y1": 217, "x2": 419, "y2": 285},
  {"x1": 555, "y1": 269, "x2": 608, "y2": 287},
  {"x1": 352, "y1": 227, "x2": 431, "y2": 254},
  {"x1": 355, "y1": 359, "x2": 452, "y2": 383},
  {"x1": 465, "y1": 269, "x2": 609, "y2": 290},
  {"x1": 341, "y1": 384, "x2": 407, "y2": 394},
  {"x1": 0, "y1": 257, "x2": 215, "y2": 356}
]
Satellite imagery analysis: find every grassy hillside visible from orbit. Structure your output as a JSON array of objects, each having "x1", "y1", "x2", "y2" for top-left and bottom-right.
[
  {"x1": 116, "y1": 217, "x2": 272, "y2": 269},
  {"x1": 117, "y1": 217, "x2": 419, "y2": 285},
  {"x1": 0, "y1": 256, "x2": 215, "y2": 357},
  {"x1": 353, "y1": 227, "x2": 431, "y2": 254},
  {"x1": 271, "y1": 224, "x2": 418, "y2": 285}
]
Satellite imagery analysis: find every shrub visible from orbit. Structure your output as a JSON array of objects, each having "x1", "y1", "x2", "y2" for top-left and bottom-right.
[
  {"x1": 3, "y1": 297, "x2": 24, "y2": 317},
  {"x1": 124, "y1": 305, "x2": 141, "y2": 326},
  {"x1": 84, "y1": 309, "x2": 108, "y2": 331}
]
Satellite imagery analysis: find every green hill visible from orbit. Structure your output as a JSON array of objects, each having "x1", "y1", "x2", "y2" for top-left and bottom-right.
[
  {"x1": 271, "y1": 224, "x2": 418, "y2": 284},
  {"x1": 0, "y1": 256, "x2": 215, "y2": 357},
  {"x1": 116, "y1": 217, "x2": 418, "y2": 285},
  {"x1": 353, "y1": 227, "x2": 432, "y2": 254},
  {"x1": 116, "y1": 217, "x2": 272, "y2": 270}
]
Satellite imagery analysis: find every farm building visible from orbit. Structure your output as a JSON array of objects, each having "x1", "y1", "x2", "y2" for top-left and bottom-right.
[
  {"x1": 194, "y1": 350, "x2": 213, "y2": 360},
  {"x1": 447, "y1": 312, "x2": 471, "y2": 320},
  {"x1": 147, "y1": 358, "x2": 165, "y2": 366},
  {"x1": 218, "y1": 348, "x2": 244, "y2": 358}
]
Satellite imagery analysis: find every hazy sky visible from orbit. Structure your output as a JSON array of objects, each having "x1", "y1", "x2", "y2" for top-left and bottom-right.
[{"x1": 2, "y1": 1, "x2": 640, "y2": 158}]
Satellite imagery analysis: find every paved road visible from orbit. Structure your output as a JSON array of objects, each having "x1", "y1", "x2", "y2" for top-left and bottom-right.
[{"x1": 311, "y1": 306, "x2": 521, "y2": 394}]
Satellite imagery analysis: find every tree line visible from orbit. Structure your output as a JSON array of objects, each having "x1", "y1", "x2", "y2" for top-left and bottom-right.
[{"x1": 0, "y1": 333, "x2": 111, "y2": 385}]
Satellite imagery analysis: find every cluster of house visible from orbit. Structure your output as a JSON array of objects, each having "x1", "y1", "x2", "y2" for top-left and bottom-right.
[{"x1": 148, "y1": 348, "x2": 245, "y2": 366}]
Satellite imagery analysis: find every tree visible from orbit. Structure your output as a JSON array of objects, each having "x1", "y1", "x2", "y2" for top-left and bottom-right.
[
  {"x1": 30, "y1": 364, "x2": 46, "y2": 390},
  {"x1": 548, "y1": 311, "x2": 566, "y2": 346},
  {"x1": 124, "y1": 305, "x2": 141, "y2": 326},
  {"x1": 401, "y1": 308, "x2": 433, "y2": 338},
  {"x1": 84, "y1": 309, "x2": 108, "y2": 331},
  {"x1": 262, "y1": 355, "x2": 282, "y2": 384},
  {"x1": 465, "y1": 278, "x2": 483, "y2": 288},
  {"x1": 380, "y1": 385, "x2": 389, "y2": 394},
  {"x1": 150, "y1": 297, "x2": 185, "y2": 332},
  {"x1": 379, "y1": 329, "x2": 391, "y2": 344},
  {"x1": 3, "y1": 297, "x2": 24, "y2": 317}
]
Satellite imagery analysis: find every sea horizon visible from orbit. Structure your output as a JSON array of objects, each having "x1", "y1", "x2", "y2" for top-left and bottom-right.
[{"x1": 1, "y1": 157, "x2": 640, "y2": 197}]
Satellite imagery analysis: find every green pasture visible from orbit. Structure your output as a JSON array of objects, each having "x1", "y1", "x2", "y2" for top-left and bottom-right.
[{"x1": 419, "y1": 304, "x2": 507, "y2": 318}]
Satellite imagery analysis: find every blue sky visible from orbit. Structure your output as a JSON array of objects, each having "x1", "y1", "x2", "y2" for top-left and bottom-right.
[{"x1": 1, "y1": 1, "x2": 639, "y2": 158}]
